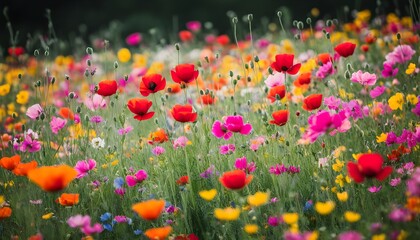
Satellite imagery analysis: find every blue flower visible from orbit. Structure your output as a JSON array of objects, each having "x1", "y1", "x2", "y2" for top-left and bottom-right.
[
  {"x1": 100, "y1": 212, "x2": 112, "y2": 222},
  {"x1": 304, "y1": 200, "x2": 313, "y2": 212},
  {"x1": 134, "y1": 229, "x2": 143, "y2": 235},
  {"x1": 113, "y1": 177, "x2": 125, "y2": 189},
  {"x1": 103, "y1": 223, "x2": 113, "y2": 231}
]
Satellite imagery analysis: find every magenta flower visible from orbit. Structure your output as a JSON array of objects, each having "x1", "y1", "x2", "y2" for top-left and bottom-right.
[
  {"x1": 267, "y1": 216, "x2": 281, "y2": 226},
  {"x1": 368, "y1": 185, "x2": 382, "y2": 193},
  {"x1": 264, "y1": 72, "x2": 285, "y2": 88},
  {"x1": 337, "y1": 231, "x2": 362, "y2": 240},
  {"x1": 390, "y1": 178, "x2": 401, "y2": 187},
  {"x1": 50, "y1": 116, "x2": 67, "y2": 134},
  {"x1": 173, "y1": 136, "x2": 189, "y2": 149},
  {"x1": 186, "y1": 21, "x2": 201, "y2": 32},
  {"x1": 118, "y1": 126, "x2": 133, "y2": 135},
  {"x1": 350, "y1": 70, "x2": 377, "y2": 86},
  {"x1": 315, "y1": 61, "x2": 335, "y2": 79},
  {"x1": 67, "y1": 215, "x2": 91, "y2": 228},
  {"x1": 75, "y1": 159, "x2": 97, "y2": 178},
  {"x1": 323, "y1": 96, "x2": 341, "y2": 110},
  {"x1": 90, "y1": 115, "x2": 103, "y2": 123},
  {"x1": 234, "y1": 156, "x2": 256, "y2": 173},
  {"x1": 81, "y1": 223, "x2": 103, "y2": 235},
  {"x1": 26, "y1": 104, "x2": 43, "y2": 120},
  {"x1": 84, "y1": 94, "x2": 107, "y2": 111},
  {"x1": 269, "y1": 164, "x2": 288, "y2": 175},
  {"x1": 200, "y1": 165, "x2": 215, "y2": 178},
  {"x1": 369, "y1": 86, "x2": 386, "y2": 98},
  {"x1": 20, "y1": 133, "x2": 41, "y2": 153},
  {"x1": 126, "y1": 32, "x2": 142, "y2": 46},
  {"x1": 385, "y1": 45, "x2": 416, "y2": 65},
  {"x1": 381, "y1": 63, "x2": 399, "y2": 77},
  {"x1": 224, "y1": 115, "x2": 252, "y2": 134},
  {"x1": 388, "y1": 208, "x2": 412, "y2": 222},
  {"x1": 219, "y1": 144, "x2": 235, "y2": 155},
  {"x1": 299, "y1": 110, "x2": 347, "y2": 143},
  {"x1": 151, "y1": 146, "x2": 165, "y2": 156},
  {"x1": 212, "y1": 120, "x2": 233, "y2": 140},
  {"x1": 406, "y1": 167, "x2": 420, "y2": 197},
  {"x1": 126, "y1": 169, "x2": 148, "y2": 187}
]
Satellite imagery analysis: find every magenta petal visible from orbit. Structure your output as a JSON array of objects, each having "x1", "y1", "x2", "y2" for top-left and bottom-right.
[
  {"x1": 223, "y1": 131, "x2": 233, "y2": 140},
  {"x1": 87, "y1": 159, "x2": 97, "y2": 170},
  {"x1": 126, "y1": 175, "x2": 137, "y2": 187},
  {"x1": 212, "y1": 121, "x2": 225, "y2": 138},
  {"x1": 240, "y1": 123, "x2": 253, "y2": 135}
]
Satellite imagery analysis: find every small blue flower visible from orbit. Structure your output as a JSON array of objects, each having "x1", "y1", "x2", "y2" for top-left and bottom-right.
[
  {"x1": 304, "y1": 200, "x2": 313, "y2": 212},
  {"x1": 113, "y1": 177, "x2": 125, "y2": 189},
  {"x1": 100, "y1": 212, "x2": 112, "y2": 222},
  {"x1": 103, "y1": 223, "x2": 113, "y2": 231},
  {"x1": 134, "y1": 229, "x2": 143, "y2": 235}
]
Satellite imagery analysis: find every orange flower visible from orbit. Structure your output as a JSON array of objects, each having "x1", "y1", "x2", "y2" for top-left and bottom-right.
[
  {"x1": 293, "y1": 72, "x2": 311, "y2": 87},
  {"x1": 267, "y1": 85, "x2": 286, "y2": 103},
  {"x1": 176, "y1": 176, "x2": 189, "y2": 185},
  {"x1": 59, "y1": 107, "x2": 74, "y2": 120},
  {"x1": 317, "y1": 53, "x2": 332, "y2": 65},
  {"x1": 0, "y1": 155, "x2": 21, "y2": 171},
  {"x1": 199, "y1": 95, "x2": 216, "y2": 105},
  {"x1": 148, "y1": 128, "x2": 169, "y2": 144},
  {"x1": 270, "y1": 110, "x2": 289, "y2": 126},
  {"x1": 132, "y1": 199, "x2": 165, "y2": 220},
  {"x1": 12, "y1": 160, "x2": 38, "y2": 176},
  {"x1": 0, "y1": 207, "x2": 12, "y2": 220},
  {"x1": 220, "y1": 170, "x2": 253, "y2": 190},
  {"x1": 167, "y1": 83, "x2": 181, "y2": 94},
  {"x1": 56, "y1": 193, "x2": 80, "y2": 206},
  {"x1": 144, "y1": 226, "x2": 172, "y2": 240},
  {"x1": 303, "y1": 94, "x2": 323, "y2": 111},
  {"x1": 406, "y1": 197, "x2": 420, "y2": 214},
  {"x1": 27, "y1": 165, "x2": 77, "y2": 192},
  {"x1": 28, "y1": 233, "x2": 43, "y2": 240}
]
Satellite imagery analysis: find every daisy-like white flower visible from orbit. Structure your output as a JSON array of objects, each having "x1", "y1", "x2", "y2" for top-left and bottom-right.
[{"x1": 91, "y1": 137, "x2": 105, "y2": 149}]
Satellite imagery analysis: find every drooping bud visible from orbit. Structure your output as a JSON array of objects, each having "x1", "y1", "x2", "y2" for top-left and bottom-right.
[
  {"x1": 86, "y1": 59, "x2": 91, "y2": 66},
  {"x1": 247, "y1": 14, "x2": 253, "y2": 22},
  {"x1": 306, "y1": 17, "x2": 312, "y2": 25},
  {"x1": 175, "y1": 43, "x2": 180, "y2": 51},
  {"x1": 86, "y1": 47, "x2": 93, "y2": 55},
  {"x1": 232, "y1": 17, "x2": 238, "y2": 24},
  {"x1": 34, "y1": 49, "x2": 39, "y2": 56},
  {"x1": 114, "y1": 61, "x2": 119, "y2": 69}
]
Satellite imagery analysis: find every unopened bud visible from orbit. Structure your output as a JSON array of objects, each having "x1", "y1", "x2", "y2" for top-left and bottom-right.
[
  {"x1": 232, "y1": 17, "x2": 238, "y2": 24},
  {"x1": 306, "y1": 17, "x2": 312, "y2": 25},
  {"x1": 124, "y1": 75, "x2": 129, "y2": 81},
  {"x1": 268, "y1": 67, "x2": 273, "y2": 75},
  {"x1": 84, "y1": 69, "x2": 90, "y2": 77},
  {"x1": 295, "y1": 34, "x2": 301, "y2": 40},
  {"x1": 236, "y1": 75, "x2": 241, "y2": 80},
  {"x1": 65, "y1": 74, "x2": 70, "y2": 81},
  {"x1": 76, "y1": 106, "x2": 81, "y2": 113},
  {"x1": 346, "y1": 63, "x2": 352, "y2": 71},
  {"x1": 44, "y1": 50, "x2": 49, "y2": 56},
  {"x1": 51, "y1": 77, "x2": 56, "y2": 85},
  {"x1": 40, "y1": 112, "x2": 46, "y2": 120},
  {"x1": 297, "y1": 21, "x2": 304, "y2": 30},
  {"x1": 254, "y1": 56, "x2": 259, "y2": 62},
  {"x1": 245, "y1": 63, "x2": 249, "y2": 69},
  {"x1": 197, "y1": 61, "x2": 202, "y2": 67},
  {"x1": 94, "y1": 85, "x2": 99, "y2": 92},
  {"x1": 114, "y1": 61, "x2": 119, "y2": 69},
  {"x1": 86, "y1": 59, "x2": 91, "y2": 66},
  {"x1": 175, "y1": 43, "x2": 180, "y2": 51},
  {"x1": 200, "y1": 90, "x2": 204, "y2": 95},
  {"x1": 325, "y1": 32, "x2": 330, "y2": 39},
  {"x1": 204, "y1": 56, "x2": 209, "y2": 63},
  {"x1": 86, "y1": 47, "x2": 93, "y2": 55},
  {"x1": 247, "y1": 77, "x2": 251, "y2": 82},
  {"x1": 277, "y1": 11, "x2": 283, "y2": 18},
  {"x1": 12, "y1": 112, "x2": 17, "y2": 119},
  {"x1": 247, "y1": 14, "x2": 253, "y2": 22},
  {"x1": 233, "y1": 79, "x2": 238, "y2": 85},
  {"x1": 154, "y1": 118, "x2": 159, "y2": 124},
  {"x1": 250, "y1": 61, "x2": 254, "y2": 69},
  {"x1": 344, "y1": 70, "x2": 351, "y2": 79},
  {"x1": 396, "y1": 32, "x2": 401, "y2": 40},
  {"x1": 229, "y1": 71, "x2": 234, "y2": 77},
  {"x1": 18, "y1": 73, "x2": 22, "y2": 79},
  {"x1": 205, "y1": 89, "x2": 210, "y2": 95},
  {"x1": 68, "y1": 92, "x2": 75, "y2": 99},
  {"x1": 36, "y1": 80, "x2": 41, "y2": 87},
  {"x1": 247, "y1": 100, "x2": 251, "y2": 106},
  {"x1": 326, "y1": 19, "x2": 333, "y2": 27},
  {"x1": 292, "y1": 20, "x2": 298, "y2": 26},
  {"x1": 34, "y1": 49, "x2": 39, "y2": 56}
]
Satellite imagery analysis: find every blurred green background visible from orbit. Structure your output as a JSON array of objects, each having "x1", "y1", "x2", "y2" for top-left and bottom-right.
[{"x1": 0, "y1": 0, "x2": 409, "y2": 51}]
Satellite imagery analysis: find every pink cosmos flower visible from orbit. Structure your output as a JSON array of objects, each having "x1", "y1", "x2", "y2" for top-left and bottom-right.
[
  {"x1": 81, "y1": 223, "x2": 103, "y2": 235},
  {"x1": 385, "y1": 45, "x2": 416, "y2": 65},
  {"x1": 74, "y1": 159, "x2": 97, "y2": 178},
  {"x1": 84, "y1": 94, "x2": 107, "y2": 111},
  {"x1": 186, "y1": 21, "x2": 201, "y2": 32},
  {"x1": 368, "y1": 185, "x2": 382, "y2": 193},
  {"x1": 118, "y1": 126, "x2": 133, "y2": 135},
  {"x1": 234, "y1": 156, "x2": 256, "y2": 173},
  {"x1": 224, "y1": 115, "x2": 253, "y2": 134},
  {"x1": 126, "y1": 169, "x2": 148, "y2": 187},
  {"x1": 220, "y1": 144, "x2": 235, "y2": 155},
  {"x1": 173, "y1": 136, "x2": 189, "y2": 149},
  {"x1": 264, "y1": 72, "x2": 285, "y2": 88},
  {"x1": 301, "y1": 110, "x2": 347, "y2": 143},
  {"x1": 152, "y1": 146, "x2": 165, "y2": 156},
  {"x1": 67, "y1": 215, "x2": 91, "y2": 228},
  {"x1": 50, "y1": 117, "x2": 67, "y2": 134},
  {"x1": 350, "y1": 70, "x2": 377, "y2": 86},
  {"x1": 126, "y1": 32, "x2": 142, "y2": 46},
  {"x1": 315, "y1": 61, "x2": 335, "y2": 79},
  {"x1": 369, "y1": 86, "x2": 386, "y2": 98},
  {"x1": 381, "y1": 63, "x2": 399, "y2": 77},
  {"x1": 390, "y1": 178, "x2": 401, "y2": 187},
  {"x1": 26, "y1": 104, "x2": 44, "y2": 120},
  {"x1": 323, "y1": 96, "x2": 341, "y2": 110}
]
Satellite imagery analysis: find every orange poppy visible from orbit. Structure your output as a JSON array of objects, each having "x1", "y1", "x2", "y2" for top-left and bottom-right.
[
  {"x1": 270, "y1": 110, "x2": 289, "y2": 126},
  {"x1": 167, "y1": 83, "x2": 181, "y2": 94},
  {"x1": 293, "y1": 72, "x2": 311, "y2": 87},
  {"x1": 317, "y1": 53, "x2": 332, "y2": 65},
  {"x1": 27, "y1": 165, "x2": 77, "y2": 192},
  {"x1": 56, "y1": 193, "x2": 80, "y2": 206},
  {"x1": 28, "y1": 233, "x2": 43, "y2": 240},
  {"x1": 144, "y1": 226, "x2": 172, "y2": 240},
  {"x1": 176, "y1": 176, "x2": 189, "y2": 185},
  {"x1": 199, "y1": 95, "x2": 216, "y2": 105},
  {"x1": 12, "y1": 160, "x2": 38, "y2": 176},
  {"x1": 0, "y1": 207, "x2": 12, "y2": 220},
  {"x1": 303, "y1": 94, "x2": 323, "y2": 111},
  {"x1": 132, "y1": 199, "x2": 165, "y2": 220},
  {"x1": 219, "y1": 170, "x2": 253, "y2": 190},
  {"x1": 267, "y1": 85, "x2": 286, "y2": 103},
  {"x1": 148, "y1": 128, "x2": 169, "y2": 144},
  {"x1": 0, "y1": 155, "x2": 21, "y2": 171},
  {"x1": 59, "y1": 107, "x2": 75, "y2": 120}
]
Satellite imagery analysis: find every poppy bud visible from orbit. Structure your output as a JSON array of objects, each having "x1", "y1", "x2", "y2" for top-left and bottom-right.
[
  {"x1": 68, "y1": 92, "x2": 75, "y2": 99},
  {"x1": 65, "y1": 74, "x2": 70, "y2": 81},
  {"x1": 124, "y1": 75, "x2": 128, "y2": 81},
  {"x1": 33, "y1": 82, "x2": 38, "y2": 88},
  {"x1": 94, "y1": 85, "x2": 99, "y2": 92},
  {"x1": 295, "y1": 111, "x2": 300, "y2": 116},
  {"x1": 200, "y1": 90, "x2": 204, "y2": 95},
  {"x1": 205, "y1": 89, "x2": 210, "y2": 95},
  {"x1": 268, "y1": 67, "x2": 273, "y2": 75},
  {"x1": 264, "y1": 87, "x2": 269, "y2": 93},
  {"x1": 247, "y1": 76, "x2": 251, "y2": 82},
  {"x1": 297, "y1": 21, "x2": 304, "y2": 30},
  {"x1": 322, "y1": 29, "x2": 327, "y2": 34},
  {"x1": 326, "y1": 20, "x2": 333, "y2": 27},
  {"x1": 306, "y1": 17, "x2": 312, "y2": 25},
  {"x1": 87, "y1": 59, "x2": 91, "y2": 66},
  {"x1": 344, "y1": 70, "x2": 351, "y2": 79},
  {"x1": 236, "y1": 75, "x2": 241, "y2": 80},
  {"x1": 34, "y1": 49, "x2": 39, "y2": 56},
  {"x1": 21, "y1": 124, "x2": 26, "y2": 132},
  {"x1": 114, "y1": 61, "x2": 119, "y2": 69},
  {"x1": 346, "y1": 63, "x2": 352, "y2": 71},
  {"x1": 293, "y1": 20, "x2": 298, "y2": 26},
  {"x1": 229, "y1": 71, "x2": 234, "y2": 77},
  {"x1": 36, "y1": 80, "x2": 41, "y2": 87},
  {"x1": 254, "y1": 56, "x2": 259, "y2": 62},
  {"x1": 245, "y1": 63, "x2": 249, "y2": 69},
  {"x1": 325, "y1": 32, "x2": 330, "y2": 39},
  {"x1": 233, "y1": 79, "x2": 237, "y2": 85},
  {"x1": 295, "y1": 34, "x2": 301, "y2": 40},
  {"x1": 175, "y1": 43, "x2": 180, "y2": 51},
  {"x1": 18, "y1": 73, "x2": 22, "y2": 79},
  {"x1": 250, "y1": 61, "x2": 254, "y2": 69},
  {"x1": 110, "y1": 101, "x2": 114, "y2": 107},
  {"x1": 51, "y1": 77, "x2": 56, "y2": 85},
  {"x1": 197, "y1": 61, "x2": 202, "y2": 68},
  {"x1": 84, "y1": 69, "x2": 90, "y2": 78},
  {"x1": 86, "y1": 47, "x2": 93, "y2": 55},
  {"x1": 232, "y1": 17, "x2": 238, "y2": 24},
  {"x1": 396, "y1": 32, "x2": 401, "y2": 40},
  {"x1": 44, "y1": 50, "x2": 49, "y2": 56},
  {"x1": 247, "y1": 100, "x2": 251, "y2": 106},
  {"x1": 247, "y1": 14, "x2": 253, "y2": 22},
  {"x1": 12, "y1": 112, "x2": 17, "y2": 119},
  {"x1": 76, "y1": 106, "x2": 81, "y2": 113},
  {"x1": 167, "y1": 87, "x2": 172, "y2": 93},
  {"x1": 154, "y1": 118, "x2": 159, "y2": 124},
  {"x1": 277, "y1": 11, "x2": 282, "y2": 18}
]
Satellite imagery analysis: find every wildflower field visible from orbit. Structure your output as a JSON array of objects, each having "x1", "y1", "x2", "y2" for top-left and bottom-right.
[{"x1": 0, "y1": 3, "x2": 420, "y2": 240}]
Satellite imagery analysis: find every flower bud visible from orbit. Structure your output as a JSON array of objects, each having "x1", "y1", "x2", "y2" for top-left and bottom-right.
[
  {"x1": 44, "y1": 50, "x2": 49, "y2": 56},
  {"x1": 297, "y1": 21, "x2": 304, "y2": 30},
  {"x1": 175, "y1": 43, "x2": 180, "y2": 51},
  {"x1": 51, "y1": 77, "x2": 56, "y2": 85},
  {"x1": 306, "y1": 17, "x2": 312, "y2": 25},
  {"x1": 233, "y1": 79, "x2": 238, "y2": 85},
  {"x1": 205, "y1": 89, "x2": 210, "y2": 95},
  {"x1": 36, "y1": 80, "x2": 41, "y2": 87},
  {"x1": 124, "y1": 75, "x2": 129, "y2": 81},
  {"x1": 65, "y1": 74, "x2": 70, "y2": 81},
  {"x1": 247, "y1": 14, "x2": 253, "y2": 22},
  {"x1": 229, "y1": 71, "x2": 234, "y2": 77},
  {"x1": 232, "y1": 17, "x2": 238, "y2": 24},
  {"x1": 86, "y1": 59, "x2": 91, "y2": 66},
  {"x1": 245, "y1": 63, "x2": 249, "y2": 69},
  {"x1": 292, "y1": 20, "x2": 298, "y2": 26},
  {"x1": 18, "y1": 73, "x2": 22, "y2": 79},
  {"x1": 396, "y1": 32, "x2": 401, "y2": 40},
  {"x1": 326, "y1": 20, "x2": 333, "y2": 27},
  {"x1": 39, "y1": 112, "x2": 46, "y2": 120},
  {"x1": 114, "y1": 61, "x2": 119, "y2": 69},
  {"x1": 344, "y1": 70, "x2": 351, "y2": 79},
  {"x1": 84, "y1": 69, "x2": 90, "y2": 77},
  {"x1": 277, "y1": 11, "x2": 282, "y2": 18},
  {"x1": 34, "y1": 49, "x2": 39, "y2": 56},
  {"x1": 268, "y1": 67, "x2": 273, "y2": 75},
  {"x1": 254, "y1": 56, "x2": 259, "y2": 62},
  {"x1": 76, "y1": 106, "x2": 81, "y2": 113},
  {"x1": 68, "y1": 92, "x2": 75, "y2": 99},
  {"x1": 200, "y1": 89, "x2": 204, "y2": 95},
  {"x1": 247, "y1": 77, "x2": 251, "y2": 82}
]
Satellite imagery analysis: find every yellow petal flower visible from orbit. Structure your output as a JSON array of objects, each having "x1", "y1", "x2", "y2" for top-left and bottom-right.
[
  {"x1": 247, "y1": 191, "x2": 269, "y2": 207},
  {"x1": 376, "y1": 133, "x2": 388, "y2": 143},
  {"x1": 388, "y1": 93, "x2": 404, "y2": 111},
  {"x1": 372, "y1": 233, "x2": 386, "y2": 240},
  {"x1": 282, "y1": 212, "x2": 299, "y2": 225},
  {"x1": 344, "y1": 211, "x2": 361, "y2": 223},
  {"x1": 406, "y1": 94, "x2": 418, "y2": 105},
  {"x1": 117, "y1": 48, "x2": 131, "y2": 63},
  {"x1": 214, "y1": 207, "x2": 240, "y2": 221},
  {"x1": 42, "y1": 212, "x2": 54, "y2": 219},
  {"x1": 244, "y1": 224, "x2": 258, "y2": 234},
  {"x1": 199, "y1": 189, "x2": 217, "y2": 201},
  {"x1": 315, "y1": 201, "x2": 335, "y2": 215},
  {"x1": 405, "y1": 63, "x2": 416, "y2": 75},
  {"x1": 337, "y1": 192, "x2": 349, "y2": 202}
]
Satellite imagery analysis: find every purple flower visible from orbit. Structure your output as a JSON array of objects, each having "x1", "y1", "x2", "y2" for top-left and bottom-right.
[
  {"x1": 114, "y1": 215, "x2": 129, "y2": 223},
  {"x1": 152, "y1": 146, "x2": 165, "y2": 156},
  {"x1": 220, "y1": 144, "x2": 235, "y2": 155},
  {"x1": 26, "y1": 104, "x2": 43, "y2": 120},
  {"x1": 350, "y1": 70, "x2": 377, "y2": 86},
  {"x1": 234, "y1": 156, "x2": 256, "y2": 174},
  {"x1": 388, "y1": 207, "x2": 412, "y2": 222},
  {"x1": 412, "y1": 100, "x2": 420, "y2": 116},
  {"x1": 50, "y1": 116, "x2": 67, "y2": 134},
  {"x1": 200, "y1": 165, "x2": 215, "y2": 178},
  {"x1": 126, "y1": 32, "x2": 142, "y2": 46},
  {"x1": 118, "y1": 126, "x2": 133, "y2": 135},
  {"x1": 74, "y1": 159, "x2": 97, "y2": 178},
  {"x1": 126, "y1": 169, "x2": 148, "y2": 187},
  {"x1": 337, "y1": 231, "x2": 362, "y2": 240},
  {"x1": 369, "y1": 86, "x2": 386, "y2": 98},
  {"x1": 287, "y1": 166, "x2": 300, "y2": 174},
  {"x1": 90, "y1": 115, "x2": 103, "y2": 123},
  {"x1": 368, "y1": 185, "x2": 382, "y2": 193},
  {"x1": 390, "y1": 178, "x2": 401, "y2": 187},
  {"x1": 269, "y1": 164, "x2": 288, "y2": 175},
  {"x1": 370, "y1": 222, "x2": 382, "y2": 233},
  {"x1": 81, "y1": 223, "x2": 103, "y2": 235},
  {"x1": 267, "y1": 216, "x2": 280, "y2": 226},
  {"x1": 386, "y1": 132, "x2": 397, "y2": 145}
]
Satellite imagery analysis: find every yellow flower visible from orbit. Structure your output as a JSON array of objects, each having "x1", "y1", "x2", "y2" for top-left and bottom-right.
[
  {"x1": 199, "y1": 189, "x2": 217, "y2": 201},
  {"x1": 405, "y1": 63, "x2": 416, "y2": 75},
  {"x1": 337, "y1": 192, "x2": 348, "y2": 202},
  {"x1": 311, "y1": 8, "x2": 320, "y2": 17},
  {"x1": 0, "y1": 195, "x2": 4, "y2": 205},
  {"x1": 376, "y1": 133, "x2": 388, "y2": 143},
  {"x1": 282, "y1": 212, "x2": 299, "y2": 225},
  {"x1": 247, "y1": 191, "x2": 269, "y2": 207},
  {"x1": 344, "y1": 211, "x2": 361, "y2": 223},
  {"x1": 406, "y1": 94, "x2": 418, "y2": 105},
  {"x1": 42, "y1": 212, "x2": 54, "y2": 219},
  {"x1": 331, "y1": 187, "x2": 337, "y2": 193},
  {"x1": 307, "y1": 231, "x2": 319, "y2": 240},
  {"x1": 111, "y1": 160, "x2": 119, "y2": 166},
  {"x1": 0, "y1": 84, "x2": 11, "y2": 96},
  {"x1": 244, "y1": 224, "x2": 258, "y2": 234},
  {"x1": 133, "y1": 54, "x2": 148, "y2": 68},
  {"x1": 16, "y1": 90, "x2": 30, "y2": 104},
  {"x1": 117, "y1": 48, "x2": 131, "y2": 63},
  {"x1": 372, "y1": 234, "x2": 386, "y2": 240},
  {"x1": 214, "y1": 207, "x2": 240, "y2": 221},
  {"x1": 397, "y1": 230, "x2": 408, "y2": 240},
  {"x1": 315, "y1": 201, "x2": 335, "y2": 215},
  {"x1": 333, "y1": 146, "x2": 346, "y2": 158},
  {"x1": 332, "y1": 159, "x2": 344, "y2": 172},
  {"x1": 388, "y1": 93, "x2": 404, "y2": 111}
]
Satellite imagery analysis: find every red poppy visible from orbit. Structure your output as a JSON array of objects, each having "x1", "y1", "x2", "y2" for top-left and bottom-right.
[
  {"x1": 139, "y1": 74, "x2": 166, "y2": 97},
  {"x1": 8, "y1": 46, "x2": 25, "y2": 56},
  {"x1": 302, "y1": 94, "x2": 323, "y2": 111},
  {"x1": 347, "y1": 153, "x2": 392, "y2": 183},
  {"x1": 171, "y1": 64, "x2": 199, "y2": 84},
  {"x1": 365, "y1": 34, "x2": 376, "y2": 44},
  {"x1": 317, "y1": 53, "x2": 332, "y2": 64},
  {"x1": 175, "y1": 234, "x2": 199, "y2": 240},
  {"x1": 334, "y1": 42, "x2": 356, "y2": 58},
  {"x1": 270, "y1": 54, "x2": 301, "y2": 75},
  {"x1": 219, "y1": 170, "x2": 253, "y2": 190},
  {"x1": 293, "y1": 72, "x2": 311, "y2": 87},
  {"x1": 216, "y1": 34, "x2": 230, "y2": 46},
  {"x1": 97, "y1": 80, "x2": 118, "y2": 97},
  {"x1": 0, "y1": 155, "x2": 21, "y2": 171},
  {"x1": 132, "y1": 199, "x2": 165, "y2": 220},
  {"x1": 361, "y1": 44, "x2": 369, "y2": 52},
  {"x1": 170, "y1": 104, "x2": 197, "y2": 123},
  {"x1": 267, "y1": 85, "x2": 286, "y2": 103},
  {"x1": 127, "y1": 98, "x2": 155, "y2": 121},
  {"x1": 0, "y1": 207, "x2": 12, "y2": 220},
  {"x1": 199, "y1": 95, "x2": 216, "y2": 105},
  {"x1": 269, "y1": 110, "x2": 289, "y2": 126},
  {"x1": 179, "y1": 30, "x2": 193, "y2": 42},
  {"x1": 176, "y1": 175, "x2": 189, "y2": 185}
]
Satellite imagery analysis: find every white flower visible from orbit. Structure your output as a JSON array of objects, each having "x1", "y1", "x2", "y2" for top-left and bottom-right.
[{"x1": 91, "y1": 137, "x2": 105, "y2": 149}]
